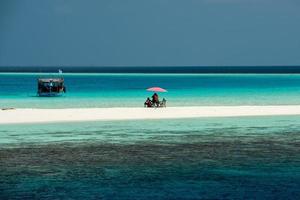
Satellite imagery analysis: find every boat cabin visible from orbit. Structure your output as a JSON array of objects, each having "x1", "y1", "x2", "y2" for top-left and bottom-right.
[{"x1": 37, "y1": 78, "x2": 66, "y2": 96}]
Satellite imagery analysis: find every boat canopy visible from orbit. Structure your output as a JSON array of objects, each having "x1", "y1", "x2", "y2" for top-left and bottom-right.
[{"x1": 38, "y1": 78, "x2": 64, "y2": 83}]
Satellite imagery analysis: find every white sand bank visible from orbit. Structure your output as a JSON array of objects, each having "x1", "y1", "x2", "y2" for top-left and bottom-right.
[{"x1": 1, "y1": 106, "x2": 300, "y2": 124}]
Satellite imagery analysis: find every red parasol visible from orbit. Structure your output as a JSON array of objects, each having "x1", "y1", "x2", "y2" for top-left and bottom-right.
[{"x1": 146, "y1": 87, "x2": 167, "y2": 92}]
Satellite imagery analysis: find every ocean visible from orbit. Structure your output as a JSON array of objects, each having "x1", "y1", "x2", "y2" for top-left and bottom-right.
[
  {"x1": 1, "y1": 117, "x2": 300, "y2": 199},
  {"x1": 1, "y1": 72, "x2": 300, "y2": 199},
  {"x1": 1, "y1": 73, "x2": 300, "y2": 108}
]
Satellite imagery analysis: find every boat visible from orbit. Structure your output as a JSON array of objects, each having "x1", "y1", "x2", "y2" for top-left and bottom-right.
[{"x1": 37, "y1": 78, "x2": 66, "y2": 97}]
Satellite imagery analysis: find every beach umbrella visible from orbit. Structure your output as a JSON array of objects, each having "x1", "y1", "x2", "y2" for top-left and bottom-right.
[{"x1": 146, "y1": 87, "x2": 167, "y2": 92}]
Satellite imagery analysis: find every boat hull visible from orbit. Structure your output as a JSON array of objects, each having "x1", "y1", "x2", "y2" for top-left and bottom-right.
[{"x1": 37, "y1": 92, "x2": 64, "y2": 97}]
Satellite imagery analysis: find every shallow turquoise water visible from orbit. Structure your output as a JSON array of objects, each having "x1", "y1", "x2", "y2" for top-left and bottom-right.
[
  {"x1": 1, "y1": 116, "x2": 300, "y2": 199},
  {"x1": 1, "y1": 73, "x2": 300, "y2": 108},
  {"x1": 0, "y1": 116, "x2": 300, "y2": 147}
]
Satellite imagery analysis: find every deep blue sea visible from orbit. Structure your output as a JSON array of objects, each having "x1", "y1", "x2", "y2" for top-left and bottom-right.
[{"x1": 1, "y1": 73, "x2": 300, "y2": 199}]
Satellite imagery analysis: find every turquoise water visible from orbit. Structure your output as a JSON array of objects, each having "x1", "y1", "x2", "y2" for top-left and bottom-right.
[
  {"x1": 1, "y1": 116, "x2": 300, "y2": 199},
  {"x1": 1, "y1": 73, "x2": 300, "y2": 108},
  {"x1": 1, "y1": 73, "x2": 300, "y2": 199}
]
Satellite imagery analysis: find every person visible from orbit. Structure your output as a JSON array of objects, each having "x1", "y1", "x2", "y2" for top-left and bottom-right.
[
  {"x1": 161, "y1": 98, "x2": 167, "y2": 107},
  {"x1": 144, "y1": 97, "x2": 152, "y2": 107},
  {"x1": 152, "y1": 93, "x2": 159, "y2": 107}
]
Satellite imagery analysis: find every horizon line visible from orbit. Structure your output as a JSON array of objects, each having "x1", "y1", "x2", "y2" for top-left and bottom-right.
[{"x1": 1, "y1": 66, "x2": 300, "y2": 74}]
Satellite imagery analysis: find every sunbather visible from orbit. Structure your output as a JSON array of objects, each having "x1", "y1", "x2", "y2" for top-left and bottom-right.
[
  {"x1": 144, "y1": 97, "x2": 152, "y2": 107},
  {"x1": 152, "y1": 93, "x2": 159, "y2": 107},
  {"x1": 161, "y1": 98, "x2": 167, "y2": 107}
]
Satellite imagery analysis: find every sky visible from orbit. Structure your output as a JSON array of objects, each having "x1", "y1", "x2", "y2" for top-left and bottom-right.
[{"x1": 0, "y1": 0, "x2": 300, "y2": 67}]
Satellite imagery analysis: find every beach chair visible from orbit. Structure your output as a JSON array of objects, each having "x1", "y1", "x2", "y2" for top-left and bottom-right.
[{"x1": 159, "y1": 99, "x2": 167, "y2": 107}]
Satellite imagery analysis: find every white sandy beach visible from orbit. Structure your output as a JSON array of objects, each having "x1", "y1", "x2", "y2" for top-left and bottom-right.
[{"x1": 1, "y1": 105, "x2": 300, "y2": 124}]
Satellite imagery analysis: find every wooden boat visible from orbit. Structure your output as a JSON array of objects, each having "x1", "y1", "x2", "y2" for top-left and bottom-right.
[{"x1": 37, "y1": 78, "x2": 66, "y2": 97}]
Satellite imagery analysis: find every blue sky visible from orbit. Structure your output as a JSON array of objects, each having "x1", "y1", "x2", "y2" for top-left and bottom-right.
[{"x1": 0, "y1": 0, "x2": 300, "y2": 66}]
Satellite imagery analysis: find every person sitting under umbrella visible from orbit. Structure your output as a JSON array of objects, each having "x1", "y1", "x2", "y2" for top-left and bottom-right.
[
  {"x1": 144, "y1": 97, "x2": 152, "y2": 107},
  {"x1": 161, "y1": 98, "x2": 167, "y2": 107},
  {"x1": 152, "y1": 93, "x2": 159, "y2": 107},
  {"x1": 146, "y1": 87, "x2": 167, "y2": 107}
]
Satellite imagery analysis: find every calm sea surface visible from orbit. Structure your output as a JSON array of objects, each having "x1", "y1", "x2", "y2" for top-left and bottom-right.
[
  {"x1": 1, "y1": 73, "x2": 300, "y2": 108},
  {"x1": 1, "y1": 117, "x2": 300, "y2": 199},
  {"x1": 1, "y1": 73, "x2": 300, "y2": 199}
]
